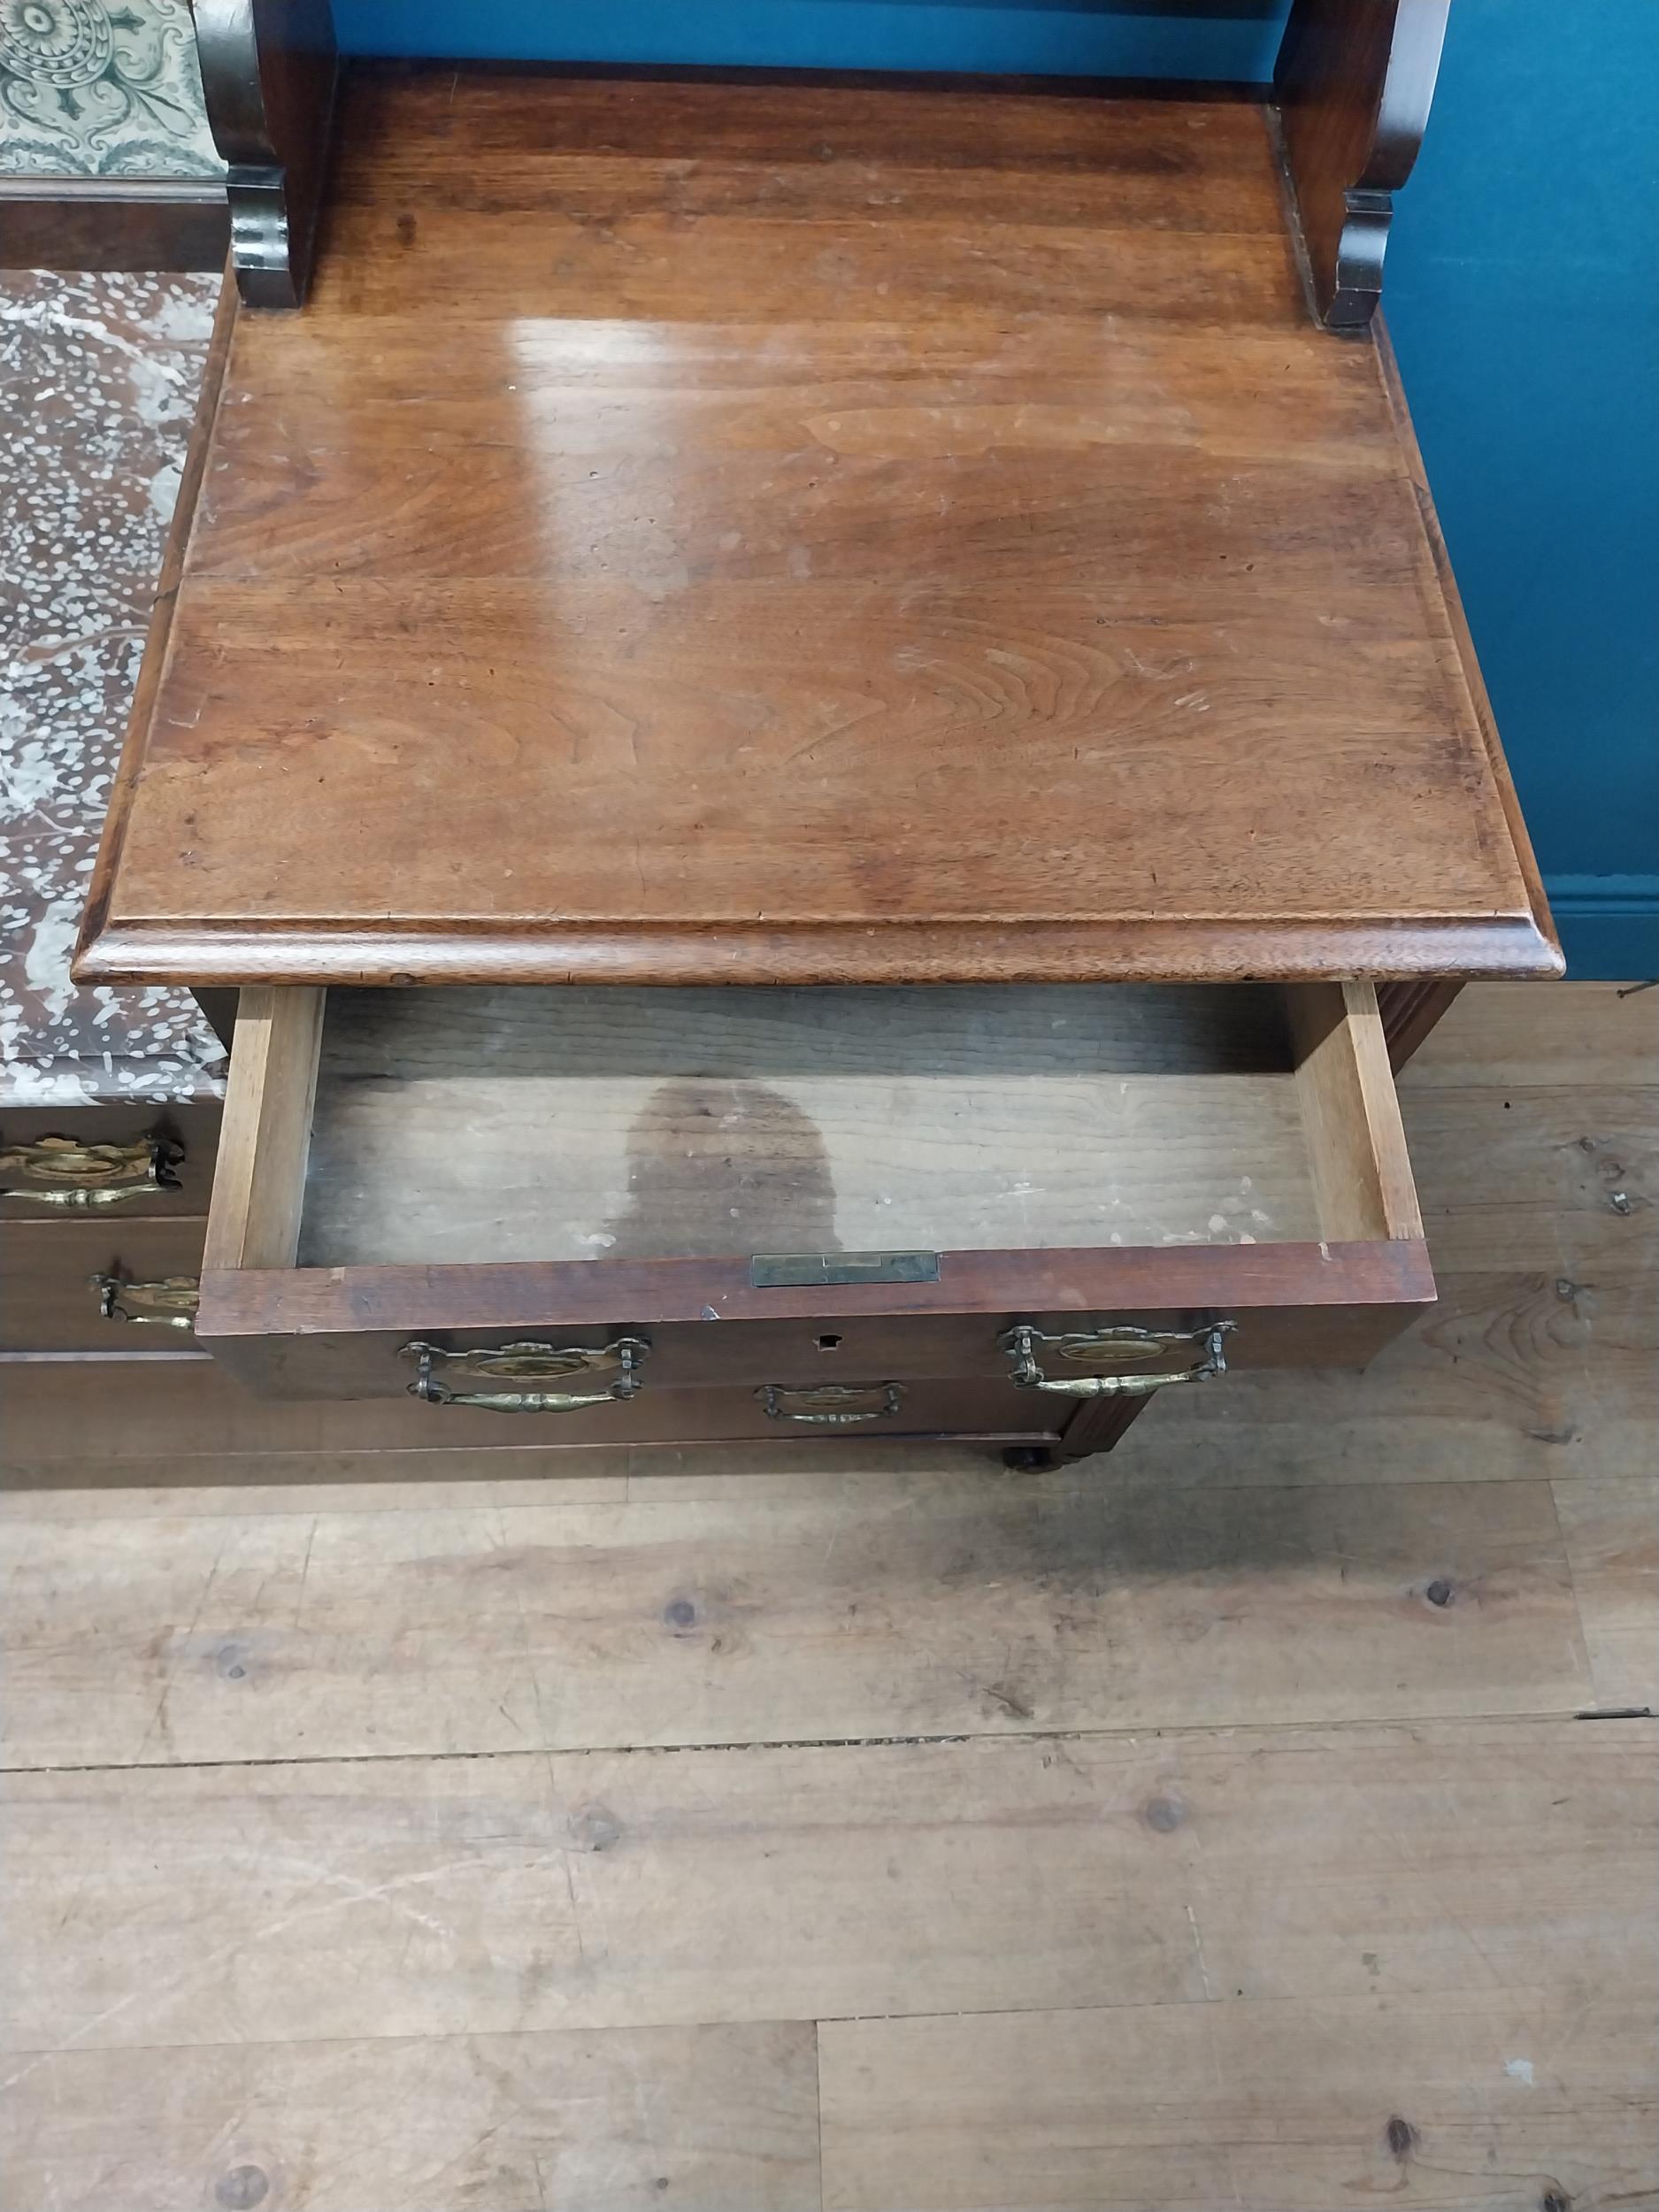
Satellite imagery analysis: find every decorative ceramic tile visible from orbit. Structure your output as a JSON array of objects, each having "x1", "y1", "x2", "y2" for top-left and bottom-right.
[
  {"x1": 0, "y1": 0, "x2": 221, "y2": 178},
  {"x1": 0, "y1": 267, "x2": 226, "y2": 1105}
]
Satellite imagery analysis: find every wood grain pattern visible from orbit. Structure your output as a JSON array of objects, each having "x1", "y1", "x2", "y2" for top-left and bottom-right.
[
  {"x1": 196, "y1": 977, "x2": 1431, "y2": 1402},
  {"x1": 0, "y1": 979, "x2": 1649, "y2": 2210},
  {"x1": 1055, "y1": 1389, "x2": 1147, "y2": 1459},
  {"x1": 1140, "y1": 1269, "x2": 1657, "y2": 1486},
  {"x1": 1401, "y1": 1091, "x2": 1655, "y2": 1277},
  {"x1": 75, "y1": 67, "x2": 1557, "y2": 990},
  {"x1": 819, "y1": 1992, "x2": 1657, "y2": 2212},
  {"x1": 1373, "y1": 312, "x2": 1562, "y2": 973},
  {"x1": 0, "y1": 1355, "x2": 1014, "y2": 1467},
  {"x1": 1555, "y1": 1476, "x2": 1659, "y2": 1711},
  {"x1": 195, "y1": 1243, "x2": 1432, "y2": 1402},
  {"x1": 199, "y1": 985, "x2": 323, "y2": 1271},
  {"x1": 334, "y1": 70, "x2": 1286, "y2": 204},
  {"x1": 78, "y1": 915, "x2": 1562, "y2": 992},
  {"x1": 0, "y1": 181, "x2": 227, "y2": 273},
  {"x1": 0, "y1": 2023, "x2": 822, "y2": 2212},
  {"x1": 0, "y1": 1217, "x2": 204, "y2": 1354},
  {"x1": 197, "y1": 1289, "x2": 1406, "y2": 1387},
  {"x1": 0, "y1": 1475, "x2": 1587, "y2": 1770},
  {"x1": 1288, "y1": 979, "x2": 1422, "y2": 1240},
  {"x1": 0, "y1": 983, "x2": 1640, "y2": 1483},
  {"x1": 0, "y1": 1267, "x2": 1640, "y2": 1485},
  {"x1": 3, "y1": 1723, "x2": 1647, "y2": 2053},
  {"x1": 1377, "y1": 976, "x2": 1463, "y2": 1069},
  {"x1": 1401, "y1": 979, "x2": 1656, "y2": 1090},
  {"x1": 1397, "y1": 979, "x2": 1655, "y2": 1299},
  {"x1": 299, "y1": 981, "x2": 1320, "y2": 1266}
]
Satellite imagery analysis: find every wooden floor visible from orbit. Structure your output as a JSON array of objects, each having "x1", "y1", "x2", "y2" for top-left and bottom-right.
[{"x1": 1, "y1": 981, "x2": 1654, "y2": 2212}]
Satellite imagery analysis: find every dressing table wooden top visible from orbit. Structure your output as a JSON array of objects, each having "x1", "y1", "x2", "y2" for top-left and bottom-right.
[{"x1": 76, "y1": 66, "x2": 1558, "y2": 992}]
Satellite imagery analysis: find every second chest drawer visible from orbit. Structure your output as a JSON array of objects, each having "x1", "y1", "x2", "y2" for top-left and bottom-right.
[{"x1": 0, "y1": 1217, "x2": 206, "y2": 1352}]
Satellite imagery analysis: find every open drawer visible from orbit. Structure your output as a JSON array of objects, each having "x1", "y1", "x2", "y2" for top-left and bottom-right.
[{"x1": 195, "y1": 979, "x2": 1432, "y2": 1434}]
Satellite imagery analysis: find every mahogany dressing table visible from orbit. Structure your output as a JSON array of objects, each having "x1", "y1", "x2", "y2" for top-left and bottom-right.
[{"x1": 72, "y1": 3, "x2": 1560, "y2": 1463}]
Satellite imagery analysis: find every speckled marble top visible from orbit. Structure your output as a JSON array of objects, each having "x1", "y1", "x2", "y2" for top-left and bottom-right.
[{"x1": 1, "y1": 268, "x2": 226, "y2": 1106}]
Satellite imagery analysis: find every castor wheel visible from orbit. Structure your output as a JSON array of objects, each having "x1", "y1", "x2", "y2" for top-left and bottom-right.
[{"x1": 1002, "y1": 1445, "x2": 1058, "y2": 1471}]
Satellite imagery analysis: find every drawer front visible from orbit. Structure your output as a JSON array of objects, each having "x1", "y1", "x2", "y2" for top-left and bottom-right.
[
  {"x1": 194, "y1": 1296, "x2": 1420, "y2": 1404},
  {"x1": 325, "y1": 1372, "x2": 1056, "y2": 1448},
  {"x1": 0, "y1": 1103, "x2": 219, "y2": 1221},
  {"x1": 0, "y1": 1357, "x2": 1054, "y2": 1465},
  {"x1": 196, "y1": 980, "x2": 1435, "y2": 1414},
  {"x1": 1, "y1": 1217, "x2": 204, "y2": 1353}
]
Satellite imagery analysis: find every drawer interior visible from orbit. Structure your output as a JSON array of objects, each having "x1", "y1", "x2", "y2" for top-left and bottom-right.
[{"x1": 208, "y1": 981, "x2": 1421, "y2": 1276}]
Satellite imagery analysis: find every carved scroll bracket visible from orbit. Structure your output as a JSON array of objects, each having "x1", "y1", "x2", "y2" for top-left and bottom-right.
[
  {"x1": 1274, "y1": 0, "x2": 1451, "y2": 330},
  {"x1": 194, "y1": 0, "x2": 339, "y2": 308}
]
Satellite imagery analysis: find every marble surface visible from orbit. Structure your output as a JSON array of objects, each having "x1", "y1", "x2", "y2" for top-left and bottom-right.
[
  {"x1": 0, "y1": 266, "x2": 226, "y2": 1105},
  {"x1": 0, "y1": 0, "x2": 221, "y2": 178}
]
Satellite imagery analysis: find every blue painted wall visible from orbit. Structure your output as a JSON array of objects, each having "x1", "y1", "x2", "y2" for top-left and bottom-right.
[
  {"x1": 1385, "y1": 0, "x2": 1659, "y2": 977},
  {"x1": 334, "y1": 2, "x2": 1293, "y2": 80},
  {"x1": 334, "y1": 0, "x2": 1658, "y2": 974}
]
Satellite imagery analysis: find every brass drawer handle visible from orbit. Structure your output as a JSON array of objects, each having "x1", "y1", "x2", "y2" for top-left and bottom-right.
[
  {"x1": 91, "y1": 1272, "x2": 200, "y2": 1329},
  {"x1": 1, "y1": 1134, "x2": 183, "y2": 1209},
  {"x1": 1002, "y1": 1322, "x2": 1233, "y2": 1398},
  {"x1": 757, "y1": 1382, "x2": 905, "y2": 1425},
  {"x1": 402, "y1": 1336, "x2": 649, "y2": 1413}
]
